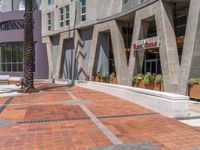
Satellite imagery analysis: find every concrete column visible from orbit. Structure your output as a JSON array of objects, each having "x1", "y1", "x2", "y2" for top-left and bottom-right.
[
  {"x1": 87, "y1": 20, "x2": 129, "y2": 85},
  {"x1": 55, "y1": 31, "x2": 74, "y2": 79},
  {"x1": 73, "y1": 30, "x2": 86, "y2": 80},
  {"x1": 179, "y1": 0, "x2": 200, "y2": 95},
  {"x1": 110, "y1": 21, "x2": 129, "y2": 85},
  {"x1": 156, "y1": 0, "x2": 180, "y2": 93},
  {"x1": 129, "y1": 0, "x2": 180, "y2": 93},
  {"x1": 42, "y1": 37, "x2": 54, "y2": 79}
]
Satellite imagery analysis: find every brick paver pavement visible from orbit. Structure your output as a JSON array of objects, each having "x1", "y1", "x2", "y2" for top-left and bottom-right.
[{"x1": 0, "y1": 82, "x2": 200, "y2": 150}]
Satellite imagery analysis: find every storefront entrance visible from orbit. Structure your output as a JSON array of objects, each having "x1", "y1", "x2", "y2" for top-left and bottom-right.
[{"x1": 143, "y1": 49, "x2": 161, "y2": 74}]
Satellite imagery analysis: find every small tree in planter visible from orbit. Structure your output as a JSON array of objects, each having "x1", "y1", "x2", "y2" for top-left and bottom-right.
[
  {"x1": 95, "y1": 73, "x2": 101, "y2": 82},
  {"x1": 133, "y1": 73, "x2": 144, "y2": 87},
  {"x1": 154, "y1": 74, "x2": 163, "y2": 91},
  {"x1": 100, "y1": 73, "x2": 106, "y2": 83},
  {"x1": 110, "y1": 72, "x2": 117, "y2": 84},
  {"x1": 143, "y1": 72, "x2": 155, "y2": 89},
  {"x1": 92, "y1": 73, "x2": 96, "y2": 81}
]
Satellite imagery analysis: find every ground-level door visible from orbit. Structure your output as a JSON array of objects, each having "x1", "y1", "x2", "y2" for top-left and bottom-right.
[{"x1": 143, "y1": 49, "x2": 161, "y2": 74}]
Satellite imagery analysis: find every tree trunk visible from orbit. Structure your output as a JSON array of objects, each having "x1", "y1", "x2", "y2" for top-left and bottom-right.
[{"x1": 22, "y1": 0, "x2": 38, "y2": 93}]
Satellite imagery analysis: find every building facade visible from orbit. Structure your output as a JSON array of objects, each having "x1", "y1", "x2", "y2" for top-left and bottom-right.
[
  {"x1": 42, "y1": 0, "x2": 200, "y2": 95},
  {"x1": 0, "y1": 0, "x2": 48, "y2": 79}
]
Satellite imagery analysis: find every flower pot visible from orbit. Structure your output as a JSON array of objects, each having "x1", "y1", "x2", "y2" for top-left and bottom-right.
[
  {"x1": 91, "y1": 76, "x2": 96, "y2": 81},
  {"x1": 95, "y1": 76, "x2": 101, "y2": 82},
  {"x1": 112, "y1": 77, "x2": 117, "y2": 84},
  {"x1": 100, "y1": 78, "x2": 106, "y2": 83}
]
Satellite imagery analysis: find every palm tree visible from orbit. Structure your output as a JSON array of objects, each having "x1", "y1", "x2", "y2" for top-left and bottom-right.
[{"x1": 22, "y1": 0, "x2": 38, "y2": 93}]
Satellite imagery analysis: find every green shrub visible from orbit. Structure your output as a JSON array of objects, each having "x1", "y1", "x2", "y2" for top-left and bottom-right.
[
  {"x1": 155, "y1": 74, "x2": 163, "y2": 83},
  {"x1": 101, "y1": 73, "x2": 106, "y2": 79},
  {"x1": 143, "y1": 72, "x2": 155, "y2": 85},
  {"x1": 133, "y1": 73, "x2": 144, "y2": 85},
  {"x1": 188, "y1": 78, "x2": 199, "y2": 86},
  {"x1": 96, "y1": 72, "x2": 101, "y2": 77},
  {"x1": 110, "y1": 72, "x2": 116, "y2": 81}
]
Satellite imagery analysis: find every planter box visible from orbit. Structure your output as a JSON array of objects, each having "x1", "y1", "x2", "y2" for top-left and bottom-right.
[
  {"x1": 95, "y1": 76, "x2": 101, "y2": 82},
  {"x1": 134, "y1": 80, "x2": 164, "y2": 91},
  {"x1": 188, "y1": 84, "x2": 200, "y2": 100},
  {"x1": 110, "y1": 77, "x2": 117, "y2": 84}
]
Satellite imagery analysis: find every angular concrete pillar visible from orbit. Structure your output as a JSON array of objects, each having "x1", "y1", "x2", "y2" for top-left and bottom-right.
[
  {"x1": 129, "y1": 0, "x2": 180, "y2": 93},
  {"x1": 88, "y1": 20, "x2": 129, "y2": 85},
  {"x1": 55, "y1": 31, "x2": 74, "y2": 79},
  {"x1": 42, "y1": 37, "x2": 55, "y2": 79},
  {"x1": 54, "y1": 30, "x2": 85, "y2": 80},
  {"x1": 179, "y1": 0, "x2": 200, "y2": 95}
]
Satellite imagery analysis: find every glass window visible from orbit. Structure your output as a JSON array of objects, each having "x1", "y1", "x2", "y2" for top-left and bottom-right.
[
  {"x1": 19, "y1": 0, "x2": 25, "y2": 10},
  {"x1": 47, "y1": 12, "x2": 52, "y2": 31},
  {"x1": 65, "y1": 5, "x2": 70, "y2": 26},
  {"x1": 59, "y1": 5, "x2": 70, "y2": 27},
  {"x1": 59, "y1": 7, "x2": 64, "y2": 27},
  {"x1": 0, "y1": 43, "x2": 35, "y2": 72},
  {"x1": 123, "y1": 0, "x2": 129, "y2": 5},
  {"x1": 48, "y1": 0, "x2": 54, "y2": 5},
  {"x1": 80, "y1": 0, "x2": 86, "y2": 22}
]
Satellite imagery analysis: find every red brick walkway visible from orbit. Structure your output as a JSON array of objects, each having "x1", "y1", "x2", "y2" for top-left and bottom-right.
[{"x1": 0, "y1": 82, "x2": 200, "y2": 150}]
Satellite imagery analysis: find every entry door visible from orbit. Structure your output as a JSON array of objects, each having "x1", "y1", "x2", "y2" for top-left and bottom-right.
[{"x1": 144, "y1": 59, "x2": 158, "y2": 74}]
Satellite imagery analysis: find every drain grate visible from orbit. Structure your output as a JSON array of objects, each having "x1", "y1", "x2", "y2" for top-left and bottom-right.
[
  {"x1": 97, "y1": 113, "x2": 158, "y2": 119},
  {"x1": 0, "y1": 96, "x2": 14, "y2": 113},
  {"x1": 17, "y1": 116, "x2": 90, "y2": 124}
]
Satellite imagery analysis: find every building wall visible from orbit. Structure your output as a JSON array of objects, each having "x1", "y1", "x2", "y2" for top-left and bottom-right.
[
  {"x1": 0, "y1": 2, "x2": 48, "y2": 79},
  {"x1": 42, "y1": 0, "x2": 200, "y2": 94}
]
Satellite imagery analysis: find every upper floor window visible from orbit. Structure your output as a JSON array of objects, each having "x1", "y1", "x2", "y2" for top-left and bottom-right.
[
  {"x1": 59, "y1": 5, "x2": 70, "y2": 27},
  {"x1": 47, "y1": 12, "x2": 52, "y2": 31},
  {"x1": 19, "y1": 0, "x2": 25, "y2": 10},
  {"x1": 80, "y1": 0, "x2": 86, "y2": 22},
  {"x1": 48, "y1": 0, "x2": 54, "y2": 5},
  {"x1": 122, "y1": 0, "x2": 129, "y2": 5},
  {"x1": 59, "y1": 7, "x2": 64, "y2": 27}
]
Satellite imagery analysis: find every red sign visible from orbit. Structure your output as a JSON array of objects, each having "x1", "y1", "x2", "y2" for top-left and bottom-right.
[{"x1": 133, "y1": 37, "x2": 160, "y2": 50}]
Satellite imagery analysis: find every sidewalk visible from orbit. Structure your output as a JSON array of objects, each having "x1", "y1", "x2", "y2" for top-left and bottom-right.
[{"x1": 0, "y1": 82, "x2": 200, "y2": 150}]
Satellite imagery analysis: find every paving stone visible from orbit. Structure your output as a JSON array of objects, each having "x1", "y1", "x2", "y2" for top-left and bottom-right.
[
  {"x1": 63, "y1": 100, "x2": 93, "y2": 105},
  {"x1": 0, "y1": 82, "x2": 200, "y2": 150},
  {"x1": 89, "y1": 142, "x2": 160, "y2": 150}
]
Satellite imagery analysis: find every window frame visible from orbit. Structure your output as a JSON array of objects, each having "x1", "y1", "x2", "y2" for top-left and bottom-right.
[{"x1": 80, "y1": 0, "x2": 87, "y2": 22}]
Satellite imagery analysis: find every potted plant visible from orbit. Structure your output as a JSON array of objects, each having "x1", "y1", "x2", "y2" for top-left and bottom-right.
[
  {"x1": 143, "y1": 72, "x2": 155, "y2": 89},
  {"x1": 91, "y1": 73, "x2": 96, "y2": 81},
  {"x1": 154, "y1": 74, "x2": 163, "y2": 91},
  {"x1": 95, "y1": 72, "x2": 101, "y2": 82},
  {"x1": 100, "y1": 73, "x2": 106, "y2": 82},
  {"x1": 133, "y1": 73, "x2": 144, "y2": 87},
  {"x1": 110, "y1": 72, "x2": 117, "y2": 84}
]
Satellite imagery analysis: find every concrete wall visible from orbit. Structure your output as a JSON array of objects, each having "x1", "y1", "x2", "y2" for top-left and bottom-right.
[
  {"x1": 0, "y1": 10, "x2": 48, "y2": 79},
  {"x1": 42, "y1": 0, "x2": 200, "y2": 95}
]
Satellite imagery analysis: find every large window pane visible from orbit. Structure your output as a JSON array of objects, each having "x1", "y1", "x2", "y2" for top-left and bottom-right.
[
  {"x1": 12, "y1": 64, "x2": 17, "y2": 72},
  {"x1": 6, "y1": 45, "x2": 12, "y2": 63}
]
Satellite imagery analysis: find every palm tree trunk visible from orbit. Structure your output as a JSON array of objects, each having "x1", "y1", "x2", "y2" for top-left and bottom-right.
[{"x1": 23, "y1": 0, "x2": 38, "y2": 93}]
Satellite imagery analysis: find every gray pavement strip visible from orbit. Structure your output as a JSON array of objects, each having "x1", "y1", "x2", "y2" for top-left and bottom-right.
[
  {"x1": 63, "y1": 100, "x2": 93, "y2": 105},
  {"x1": 0, "y1": 119, "x2": 16, "y2": 127},
  {"x1": 89, "y1": 142, "x2": 160, "y2": 150},
  {"x1": 67, "y1": 91, "x2": 123, "y2": 145},
  {"x1": 0, "y1": 96, "x2": 14, "y2": 113}
]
